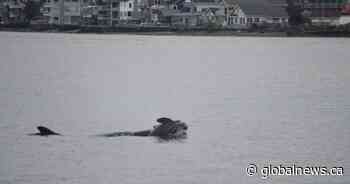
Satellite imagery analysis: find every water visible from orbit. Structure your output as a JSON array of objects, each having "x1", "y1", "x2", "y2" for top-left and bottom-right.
[{"x1": 0, "y1": 32, "x2": 349, "y2": 184}]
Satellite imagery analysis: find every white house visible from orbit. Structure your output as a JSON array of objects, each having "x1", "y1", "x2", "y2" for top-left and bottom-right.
[
  {"x1": 119, "y1": 0, "x2": 134, "y2": 21},
  {"x1": 42, "y1": 0, "x2": 87, "y2": 25},
  {"x1": 223, "y1": 0, "x2": 288, "y2": 29},
  {"x1": 172, "y1": 0, "x2": 288, "y2": 28},
  {"x1": 191, "y1": 0, "x2": 225, "y2": 26},
  {"x1": 119, "y1": 0, "x2": 144, "y2": 22}
]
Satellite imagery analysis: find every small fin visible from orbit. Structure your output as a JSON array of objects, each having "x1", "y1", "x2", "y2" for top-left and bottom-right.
[{"x1": 36, "y1": 126, "x2": 61, "y2": 136}]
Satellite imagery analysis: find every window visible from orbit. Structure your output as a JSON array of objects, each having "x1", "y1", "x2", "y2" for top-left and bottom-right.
[
  {"x1": 254, "y1": 17, "x2": 259, "y2": 22},
  {"x1": 247, "y1": 17, "x2": 252, "y2": 23},
  {"x1": 129, "y1": 2, "x2": 132, "y2": 8},
  {"x1": 272, "y1": 17, "x2": 280, "y2": 22},
  {"x1": 112, "y1": 2, "x2": 119, "y2": 8},
  {"x1": 112, "y1": 11, "x2": 118, "y2": 18},
  {"x1": 71, "y1": 16, "x2": 80, "y2": 24},
  {"x1": 235, "y1": 17, "x2": 238, "y2": 23},
  {"x1": 239, "y1": 17, "x2": 246, "y2": 24},
  {"x1": 127, "y1": 11, "x2": 132, "y2": 16}
]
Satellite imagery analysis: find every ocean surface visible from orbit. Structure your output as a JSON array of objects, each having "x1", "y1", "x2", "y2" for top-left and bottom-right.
[{"x1": 0, "y1": 32, "x2": 349, "y2": 184}]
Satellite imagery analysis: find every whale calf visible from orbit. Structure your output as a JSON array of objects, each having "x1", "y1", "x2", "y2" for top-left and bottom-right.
[{"x1": 28, "y1": 126, "x2": 61, "y2": 136}]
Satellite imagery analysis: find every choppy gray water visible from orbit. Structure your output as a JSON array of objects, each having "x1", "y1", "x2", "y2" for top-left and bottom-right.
[{"x1": 0, "y1": 32, "x2": 349, "y2": 184}]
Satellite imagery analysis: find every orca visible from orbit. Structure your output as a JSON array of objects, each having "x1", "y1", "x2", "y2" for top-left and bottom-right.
[
  {"x1": 28, "y1": 126, "x2": 61, "y2": 136},
  {"x1": 99, "y1": 117, "x2": 188, "y2": 139},
  {"x1": 28, "y1": 117, "x2": 188, "y2": 139}
]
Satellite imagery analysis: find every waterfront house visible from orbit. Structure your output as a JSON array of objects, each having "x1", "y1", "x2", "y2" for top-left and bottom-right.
[
  {"x1": 149, "y1": 0, "x2": 173, "y2": 23},
  {"x1": 223, "y1": 0, "x2": 288, "y2": 29},
  {"x1": 162, "y1": 0, "x2": 287, "y2": 29},
  {"x1": 163, "y1": 0, "x2": 201, "y2": 27},
  {"x1": 306, "y1": 0, "x2": 347, "y2": 26},
  {"x1": 94, "y1": 0, "x2": 113, "y2": 25},
  {"x1": 0, "y1": 0, "x2": 25, "y2": 24},
  {"x1": 339, "y1": 0, "x2": 350, "y2": 25},
  {"x1": 192, "y1": 0, "x2": 225, "y2": 26},
  {"x1": 119, "y1": 0, "x2": 136, "y2": 23},
  {"x1": 42, "y1": 0, "x2": 87, "y2": 25},
  {"x1": 81, "y1": 4, "x2": 98, "y2": 25},
  {"x1": 0, "y1": 0, "x2": 4, "y2": 23},
  {"x1": 0, "y1": 1, "x2": 5, "y2": 23}
]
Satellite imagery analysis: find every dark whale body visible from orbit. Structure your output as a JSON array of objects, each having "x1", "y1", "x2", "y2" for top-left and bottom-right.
[
  {"x1": 28, "y1": 126, "x2": 61, "y2": 136},
  {"x1": 28, "y1": 118, "x2": 188, "y2": 139},
  {"x1": 100, "y1": 118, "x2": 188, "y2": 139}
]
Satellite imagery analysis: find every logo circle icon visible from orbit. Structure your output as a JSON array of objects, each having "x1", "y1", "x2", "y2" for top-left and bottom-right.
[{"x1": 246, "y1": 164, "x2": 257, "y2": 176}]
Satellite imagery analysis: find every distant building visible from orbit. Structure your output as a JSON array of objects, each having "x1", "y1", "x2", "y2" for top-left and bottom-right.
[
  {"x1": 149, "y1": 0, "x2": 171, "y2": 23},
  {"x1": 93, "y1": 0, "x2": 121, "y2": 25},
  {"x1": 165, "y1": 0, "x2": 201, "y2": 27},
  {"x1": 303, "y1": 0, "x2": 347, "y2": 25},
  {"x1": 81, "y1": 4, "x2": 98, "y2": 25},
  {"x1": 42, "y1": 0, "x2": 88, "y2": 25},
  {"x1": 193, "y1": 0, "x2": 225, "y2": 26},
  {"x1": 152, "y1": 0, "x2": 287, "y2": 28},
  {"x1": 339, "y1": 0, "x2": 350, "y2": 25},
  {"x1": 305, "y1": 0, "x2": 346, "y2": 17},
  {"x1": 94, "y1": 0, "x2": 145, "y2": 25},
  {"x1": 119, "y1": 0, "x2": 135, "y2": 22},
  {"x1": 223, "y1": 0, "x2": 288, "y2": 29},
  {"x1": 0, "y1": 0, "x2": 5, "y2": 23},
  {"x1": 111, "y1": 0, "x2": 120, "y2": 24},
  {"x1": 1, "y1": 0, "x2": 25, "y2": 24}
]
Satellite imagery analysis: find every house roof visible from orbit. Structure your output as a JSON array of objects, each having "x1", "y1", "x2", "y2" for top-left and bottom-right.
[
  {"x1": 192, "y1": 0, "x2": 287, "y2": 17},
  {"x1": 235, "y1": 0, "x2": 287, "y2": 17},
  {"x1": 192, "y1": 0, "x2": 216, "y2": 3},
  {"x1": 266, "y1": 0, "x2": 287, "y2": 7}
]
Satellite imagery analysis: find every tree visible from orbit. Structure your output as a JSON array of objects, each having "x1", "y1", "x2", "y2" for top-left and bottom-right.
[
  {"x1": 285, "y1": 0, "x2": 310, "y2": 26},
  {"x1": 23, "y1": 0, "x2": 42, "y2": 23}
]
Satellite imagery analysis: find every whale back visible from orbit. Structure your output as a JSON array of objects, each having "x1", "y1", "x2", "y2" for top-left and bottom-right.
[{"x1": 151, "y1": 120, "x2": 188, "y2": 138}]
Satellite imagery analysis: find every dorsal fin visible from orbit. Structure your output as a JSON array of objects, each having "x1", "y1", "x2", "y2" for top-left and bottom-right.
[{"x1": 37, "y1": 126, "x2": 60, "y2": 136}]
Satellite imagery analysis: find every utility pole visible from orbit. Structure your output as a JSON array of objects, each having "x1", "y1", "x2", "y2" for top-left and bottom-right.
[
  {"x1": 79, "y1": 0, "x2": 82, "y2": 25},
  {"x1": 110, "y1": 0, "x2": 112, "y2": 26},
  {"x1": 59, "y1": 0, "x2": 64, "y2": 25}
]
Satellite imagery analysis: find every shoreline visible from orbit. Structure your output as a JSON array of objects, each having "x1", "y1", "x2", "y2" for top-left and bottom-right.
[
  {"x1": 1, "y1": 25, "x2": 350, "y2": 37},
  {"x1": 0, "y1": 26, "x2": 287, "y2": 37}
]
